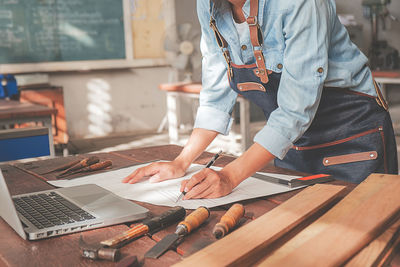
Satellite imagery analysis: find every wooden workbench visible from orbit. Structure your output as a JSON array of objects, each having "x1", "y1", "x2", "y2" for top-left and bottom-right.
[{"x1": 0, "y1": 145, "x2": 398, "y2": 266}]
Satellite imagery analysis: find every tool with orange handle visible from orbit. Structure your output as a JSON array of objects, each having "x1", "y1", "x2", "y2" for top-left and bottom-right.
[
  {"x1": 56, "y1": 156, "x2": 100, "y2": 178},
  {"x1": 58, "y1": 160, "x2": 112, "y2": 179},
  {"x1": 145, "y1": 206, "x2": 210, "y2": 259},
  {"x1": 213, "y1": 203, "x2": 245, "y2": 239},
  {"x1": 100, "y1": 206, "x2": 186, "y2": 247}
]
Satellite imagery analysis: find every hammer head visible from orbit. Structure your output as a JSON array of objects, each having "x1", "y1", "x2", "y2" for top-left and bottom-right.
[{"x1": 79, "y1": 236, "x2": 120, "y2": 262}]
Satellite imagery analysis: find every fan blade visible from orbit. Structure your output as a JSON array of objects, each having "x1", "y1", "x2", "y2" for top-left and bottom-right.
[
  {"x1": 178, "y1": 23, "x2": 192, "y2": 41},
  {"x1": 164, "y1": 35, "x2": 180, "y2": 53},
  {"x1": 172, "y1": 54, "x2": 190, "y2": 70}
]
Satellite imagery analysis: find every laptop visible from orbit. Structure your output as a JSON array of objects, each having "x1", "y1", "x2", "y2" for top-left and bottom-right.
[{"x1": 0, "y1": 168, "x2": 149, "y2": 240}]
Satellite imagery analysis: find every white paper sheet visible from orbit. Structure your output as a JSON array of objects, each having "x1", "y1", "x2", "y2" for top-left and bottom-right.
[{"x1": 48, "y1": 163, "x2": 302, "y2": 209}]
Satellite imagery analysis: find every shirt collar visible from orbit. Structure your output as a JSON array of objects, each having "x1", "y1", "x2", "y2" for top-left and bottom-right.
[{"x1": 210, "y1": 0, "x2": 265, "y2": 27}]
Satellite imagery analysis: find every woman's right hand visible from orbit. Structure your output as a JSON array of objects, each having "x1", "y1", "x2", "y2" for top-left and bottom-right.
[{"x1": 121, "y1": 160, "x2": 187, "y2": 184}]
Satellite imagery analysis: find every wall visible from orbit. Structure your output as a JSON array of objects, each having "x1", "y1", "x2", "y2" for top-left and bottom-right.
[
  {"x1": 50, "y1": 0, "x2": 400, "y2": 139},
  {"x1": 50, "y1": 67, "x2": 170, "y2": 139}
]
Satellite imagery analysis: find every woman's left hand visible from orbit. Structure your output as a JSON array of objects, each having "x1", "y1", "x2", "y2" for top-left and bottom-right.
[{"x1": 180, "y1": 168, "x2": 235, "y2": 199}]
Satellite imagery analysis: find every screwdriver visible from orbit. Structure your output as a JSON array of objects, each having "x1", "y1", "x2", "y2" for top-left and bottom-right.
[
  {"x1": 56, "y1": 156, "x2": 100, "y2": 177},
  {"x1": 100, "y1": 206, "x2": 186, "y2": 248},
  {"x1": 57, "y1": 160, "x2": 112, "y2": 179},
  {"x1": 213, "y1": 203, "x2": 245, "y2": 239},
  {"x1": 145, "y1": 206, "x2": 210, "y2": 259}
]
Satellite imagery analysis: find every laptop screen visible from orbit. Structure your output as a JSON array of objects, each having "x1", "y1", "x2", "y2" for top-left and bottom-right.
[{"x1": 0, "y1": 168, "x2": 27, "y2": 240}]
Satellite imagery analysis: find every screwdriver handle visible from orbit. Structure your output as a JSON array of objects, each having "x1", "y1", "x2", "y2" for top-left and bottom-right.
[
  {"x1": 144, "y1": 206, "x2": 186, "y2": 233},
  {"x1": 178, "y1": 206, "x2": 210, "y2": 234},
  {"x1": 213, "y1": 203, "x2": 245, "y2": 239},
  {"x1": 86, "y1": 160, "x2": 112, "y2": 171},
  {"x1": 58, "y1": 156, "x2": 99, "y2": 176}
]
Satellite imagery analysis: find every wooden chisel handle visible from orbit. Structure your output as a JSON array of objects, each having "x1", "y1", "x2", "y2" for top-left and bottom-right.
[
  {"x1": 213, "y1": 203, "x2": 245, "y2": 239},
  {"x1": 58, "y1": 156, "x2": 99, "y2": 176},
  {"x1": 178, "y1": 206, "x2": 210, "y2": 234},
  {"x1": 83, "y1": 160, "x2": 112, "y2": 172},
  {"x1": 72, "y1": 156, "x2": 100, "y2": 170}
]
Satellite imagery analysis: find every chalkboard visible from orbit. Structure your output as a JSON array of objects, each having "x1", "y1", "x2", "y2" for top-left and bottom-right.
[{"x1": 0, "y1": 0, "x2": 126, "y2": 64}]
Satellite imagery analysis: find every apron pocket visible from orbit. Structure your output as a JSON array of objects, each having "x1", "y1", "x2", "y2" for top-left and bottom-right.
[
  {"x1": 322, "y1": 151, "x2": 377, "y2": 166},
  {"x1": 278, "y1": 126, "x2": 387, "y2": 183}
]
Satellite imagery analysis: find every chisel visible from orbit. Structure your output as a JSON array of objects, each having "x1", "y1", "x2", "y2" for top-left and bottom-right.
[
  {"x1": 213, "y1": 203, "x2": 245, "y2": 239},
  {"x1": 145, "y1": 206, "x2": 210, "y2": 259},
  {"x1": 56, "y1": 156, "x2": 100, "y2": 177},
  {"x1": 100, "y1": 206, "x2": 186, "y2": 248},
  {"x1": 58, "y1": 160, "x2": 112, "y2": 178},
  {"x1": 40, "y1": 159, "x2": 81, "y2": 174}
]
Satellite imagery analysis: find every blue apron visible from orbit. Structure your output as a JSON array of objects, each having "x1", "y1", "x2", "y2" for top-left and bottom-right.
[{"x1": 209, "y1": 0, "x2": 398, "y2": 183}]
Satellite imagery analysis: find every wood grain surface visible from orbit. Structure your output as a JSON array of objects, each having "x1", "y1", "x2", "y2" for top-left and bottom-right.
[
  {"x1": 258, "y1": 173, "x2": 400, "y2": 267},
  {"x1": 346, "y1": 218, "x2": 400, "y2": 267},
  {"x1": 0, "y1": 145, "x2": 365, "y2": 266},
  {"x1": 173, "y1": 184, "x2": 346, "y2": 267}
]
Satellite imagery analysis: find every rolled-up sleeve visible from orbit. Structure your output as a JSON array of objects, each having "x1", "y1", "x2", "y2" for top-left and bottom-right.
[
  {"x1": 254, "y1": 0, "x2": 333, "y2": 159},
  {"x1": 194, "y1": 0, "x2": 238, "y2": 135}
]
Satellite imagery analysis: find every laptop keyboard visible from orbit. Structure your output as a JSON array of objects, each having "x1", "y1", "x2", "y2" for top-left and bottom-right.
[{"x1": 13, "y1": 192, "x2": 96, "y2": 229}]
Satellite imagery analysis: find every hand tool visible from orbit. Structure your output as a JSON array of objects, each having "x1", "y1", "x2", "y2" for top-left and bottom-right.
[
  {"x1": 58, "y1": 160, "x2": 112, "y2": 179},
  {"x1": 39, "y1": 159, "x2": 81, "y2": 174},
  {"x1": 176, "y1": 150, "x2": 223, "y2": 202},
  {"x1": 213, "y1": 203, "x2": 245, "y2": 239},
  {"x1": 252, "y1": 172, "x2": 333, "y2": 188},
  {"x1": 145, "y1": 206, "x2": 210, "y2": 259},
  {"x1": 100, "y1": 206, "x2": 186, "y2": 248},
  {"x1": 79, "y1": 236, "x2": 120, "y2": 262},
  {"x1": 56, "y1": 156, "x2": 100, "y2": 177}
]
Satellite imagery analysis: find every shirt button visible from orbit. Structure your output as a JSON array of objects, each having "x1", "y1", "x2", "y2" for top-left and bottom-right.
[
  {"x1": 277, "y1": 63, "x2": 283, "y2": 69},
  {"x1": 317, "y1": 67, "x2": 324, "y2": 73},
  {"x1": 241, "y1": 45, "x2": 247, "y2": 50}
]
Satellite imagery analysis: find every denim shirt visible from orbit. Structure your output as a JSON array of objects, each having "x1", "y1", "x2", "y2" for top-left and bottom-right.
[{"x1": 194, "y1": 0, "x2": 376, "y2": 160}]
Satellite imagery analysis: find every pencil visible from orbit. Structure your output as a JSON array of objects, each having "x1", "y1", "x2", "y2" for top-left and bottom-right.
[{"x1": 175, "y1": 150, "x2": 223, "y2": 202}]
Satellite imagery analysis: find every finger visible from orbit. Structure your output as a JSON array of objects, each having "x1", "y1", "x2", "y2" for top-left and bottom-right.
[
  {"x1": 149, "y1": 173, "x2": 161, "y2": 183},
  {"x1": 122, "y1": 168, "x2": 140, "y2": 183},
  {"x1": 184, "y1": 171, "x2": 207, "y2": 192},
  {"x1": 180, "y1": 180, "x2": 189, "y2": 192},
  {"x1": 191, "y1": 186, "x2": 214, "y2": 199},
  {"x1": 124, "y1": 164, "x2": 159, "y2": 184},
  {"x1": 184, "y1": 178, "x2": 211, "y2": 200}
]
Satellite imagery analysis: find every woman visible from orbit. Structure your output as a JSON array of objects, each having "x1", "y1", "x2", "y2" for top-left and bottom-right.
[{"x1": 123, "y1": 0, "x2": 398, "y2": 199}]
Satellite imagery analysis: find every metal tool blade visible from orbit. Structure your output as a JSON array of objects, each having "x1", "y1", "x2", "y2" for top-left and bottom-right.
[{"x1": 145, "y1": 233, "x2": 180, "y2": 259}]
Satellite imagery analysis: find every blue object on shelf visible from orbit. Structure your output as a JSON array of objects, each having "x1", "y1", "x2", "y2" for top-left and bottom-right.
[
  {"x1": 0, "y1": 127, "x2": 51, "y2": 162},
  {"x1": 0, "y1": 74, "x2": 18, "y2": 99}
]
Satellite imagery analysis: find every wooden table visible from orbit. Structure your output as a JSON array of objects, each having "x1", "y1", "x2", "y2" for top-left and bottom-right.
[
  {"x1": 0, "y1": 145, "x2": 398, "y2": 266},
  {"x1": 0, "y1": 99, "x2": 56, "y2": 157},
  {"x1": 372, "y1": 70, "x2": 400, "y2": 99},
  {"x1": 158, "y1": 83, "x2": 252, "y2": 152}
]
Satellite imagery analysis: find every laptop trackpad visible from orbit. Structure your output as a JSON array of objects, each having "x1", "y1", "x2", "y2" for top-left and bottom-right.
[{"x1": 57, "y1": 184, "x2": 144, "y2": 219}]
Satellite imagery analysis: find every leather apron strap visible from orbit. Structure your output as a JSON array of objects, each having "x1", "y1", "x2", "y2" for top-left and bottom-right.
[
  {"x1": 247, "y1": 0, "x2": 270, "y2": 84},
  {"x1": 209, "y1": 17, "x2": 233, "y2": 78}
]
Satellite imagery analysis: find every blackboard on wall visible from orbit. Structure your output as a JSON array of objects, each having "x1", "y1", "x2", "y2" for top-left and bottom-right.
[{"x1": 0, "y1": 0, "x2": 126, "y2": 64}]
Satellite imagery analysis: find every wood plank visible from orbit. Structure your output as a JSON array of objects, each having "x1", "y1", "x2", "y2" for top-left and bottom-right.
[
  {"x1": 258, "y1": 173, "x2": 400, "y2": 267},
  {"x1": 173, "y1": 184, "x2": 346, "y2": 267},
  {"x1": 376, "y1": 233, "x2": 400, "y2": 266},
  {"x1": 346, "y1": 218, "x2": 400, "y2": 267}
]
